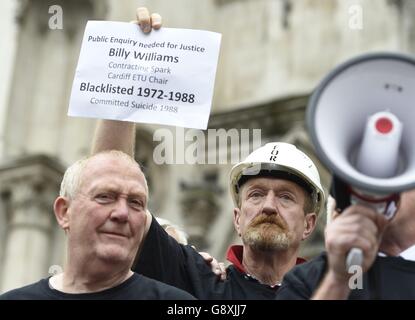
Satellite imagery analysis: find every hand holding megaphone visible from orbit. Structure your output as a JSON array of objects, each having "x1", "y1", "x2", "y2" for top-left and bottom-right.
[
  {"x1": 345, "y1": 111, "x2": 402, "y2": 270},
  {"x1": 324, "y1": 202, "x2": 387, "y2": 279}
]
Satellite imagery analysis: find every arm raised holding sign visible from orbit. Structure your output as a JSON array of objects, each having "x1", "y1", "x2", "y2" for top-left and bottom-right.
[
  {"x1": 91, "y1": 6, "x2": 227, "y2": 285},
  {"x1": 91, "y1": 7, "x2": 161, "y2": 156}
]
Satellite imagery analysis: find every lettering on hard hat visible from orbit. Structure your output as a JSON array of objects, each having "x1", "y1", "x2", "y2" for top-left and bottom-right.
[{"x1": 269, "y1": 146, "x2": 279, "y2": 161}]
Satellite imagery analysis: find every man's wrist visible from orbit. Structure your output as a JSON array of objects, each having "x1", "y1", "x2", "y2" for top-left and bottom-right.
[{"x1": 312, "y1": 270, "x2": 351, "y2": 300}]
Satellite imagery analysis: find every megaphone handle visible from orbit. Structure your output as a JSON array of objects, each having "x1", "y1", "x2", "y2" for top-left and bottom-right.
[{"x1": 346, "y1": 247, "x2": 363, "y2": 270}]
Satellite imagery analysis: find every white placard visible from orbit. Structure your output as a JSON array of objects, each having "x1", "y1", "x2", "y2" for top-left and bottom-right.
[{"x1": 68, "y1": 21, "x2": 221, "y2": 129}]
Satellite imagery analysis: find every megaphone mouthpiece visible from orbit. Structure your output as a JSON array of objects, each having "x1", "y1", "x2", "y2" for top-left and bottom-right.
[{"x1": 356, "y1": 111, "x2": 402, "y2": 179}]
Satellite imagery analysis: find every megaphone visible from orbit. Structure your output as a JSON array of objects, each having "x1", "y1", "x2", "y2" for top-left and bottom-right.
[{"x1": 307, "y1": 52, "x2": 415, "y2": 269}]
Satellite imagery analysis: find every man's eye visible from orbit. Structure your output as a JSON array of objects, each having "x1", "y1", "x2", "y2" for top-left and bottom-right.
[
  {"x1": 250, "y1": 192, "x2": 263, "y2": 199},
  {"x1": 279, "y1": 194, "x2": 294, "y2": 203},
  {"x1": 95, "y1": 193, "x2": 116, "y2": 203},
  {"x1": 128, "y1": 199, "x2": 144, "y2": 209}
]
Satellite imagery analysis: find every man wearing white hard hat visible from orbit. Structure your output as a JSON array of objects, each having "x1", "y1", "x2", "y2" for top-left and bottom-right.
[
  {"x1": 90, "y1": 7, "x2": 325, "y2": 299},
  {"x1": 223, "y1": 142, "x2": 324, "y2": 291}
]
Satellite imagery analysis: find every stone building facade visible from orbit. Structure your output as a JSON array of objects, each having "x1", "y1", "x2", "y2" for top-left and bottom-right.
[{"x1": 0, "y1": 0, "x2": 414, "y2": 292}]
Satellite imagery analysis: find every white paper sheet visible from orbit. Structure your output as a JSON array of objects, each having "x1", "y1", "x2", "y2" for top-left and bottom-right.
[{"x1": 68, "y1": 21, "x2": 221, "y2": 129}]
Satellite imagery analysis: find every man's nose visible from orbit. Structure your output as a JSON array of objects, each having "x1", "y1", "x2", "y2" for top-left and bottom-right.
[
  {"x1": 262, "y1": 192, "x2": 278, "y2": 215},
  {"x1": 110, "y1": 198, "x2": 129, "y2": 222}
]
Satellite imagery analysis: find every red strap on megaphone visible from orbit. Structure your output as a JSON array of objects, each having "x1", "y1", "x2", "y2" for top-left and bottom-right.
[{"x1": 347, "y1": 186, "x2": 400, "y2": 220}]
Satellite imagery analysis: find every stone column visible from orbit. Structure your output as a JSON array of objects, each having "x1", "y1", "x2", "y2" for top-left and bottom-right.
[
  {"x1": 0, "y1": 191, "x2": 10, "y2": 284},
  {"x1": 400, "y1": 0, "x2": 415, "y2": 53},
  {"x1": 4, "y1": 0, "x2": 107, "y2": 161},
  {"x1": 180, "y1": 171, "x2": 222, "y2": 250},
  {"x1": 0, "y1": 155, "x2": 63, "y2": 293}
]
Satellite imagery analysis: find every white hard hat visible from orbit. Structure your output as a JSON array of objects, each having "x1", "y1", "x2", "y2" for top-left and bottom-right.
[{"x1": 229, "y1": 142, "x2": 325, "y2": 214}]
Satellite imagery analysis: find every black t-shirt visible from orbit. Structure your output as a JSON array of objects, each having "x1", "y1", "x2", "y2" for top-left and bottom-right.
[
  {"x1": 0, "y1": 273, "x2": 195, "y2": 300},
  {"x1": 133, "y1": 217, "x2": 279, "y2": 299},
  {"x1": 277, "y1": 252, "x2": 415, "y2": 299}
]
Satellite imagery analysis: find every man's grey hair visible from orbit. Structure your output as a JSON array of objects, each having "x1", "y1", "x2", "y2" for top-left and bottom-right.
[
  {"x1": 326, "y1": 194, "x2": 337, "y2": 225},
  {"x1": 156, "y1": 216, "x2": 188, "y2": 245},
  {"x1": 60, "y1": 150, "x2": 148, "y2": 199}
]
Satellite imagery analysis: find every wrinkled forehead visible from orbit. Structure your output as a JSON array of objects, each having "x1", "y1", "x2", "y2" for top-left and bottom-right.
[
  {"x1": 241, "y1": 176, "x2": 307, "y2": 195},
  {"x1": 402, "y1": 188, "x2": 415, "y2": 200},
  {"x1": 81, "y1": 154, "x2": 147, "y2": 190},
  {"x1": 392, "y1": 188, "x2": 415, "y2": 220}
]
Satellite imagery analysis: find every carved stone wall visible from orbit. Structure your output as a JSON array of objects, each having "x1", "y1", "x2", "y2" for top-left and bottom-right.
[
  {"x1": 4, "y1": 0, "x2": 107, "y2": 163},
  {"x1": 0, "y1": 155, "x2": 64, "y2": 292},
  {"x1": 0, "y1": 0, "x2": 414, "y2": 291}
]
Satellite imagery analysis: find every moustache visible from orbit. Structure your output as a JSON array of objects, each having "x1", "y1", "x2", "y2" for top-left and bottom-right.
[{"x1": 249, "y1": 214, "x2": 286, "y2": 229}]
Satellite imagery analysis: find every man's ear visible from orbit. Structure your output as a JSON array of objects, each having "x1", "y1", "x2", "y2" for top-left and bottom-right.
[
  {"x1": 233, "y1": 208, "x2": 241, "y2": 237},
  {"x1": 302, "y1": 212, "x2": 317, "y2": 240},
  {"x1": 144, "y1": 209, "x2": 152, "y2": 235},
  {"x1": 54, "y1": 197, "x2": 70, "y2": 230},
  {"x1": 134, "y1": 209, "x2": 152, "y2": 267}
]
